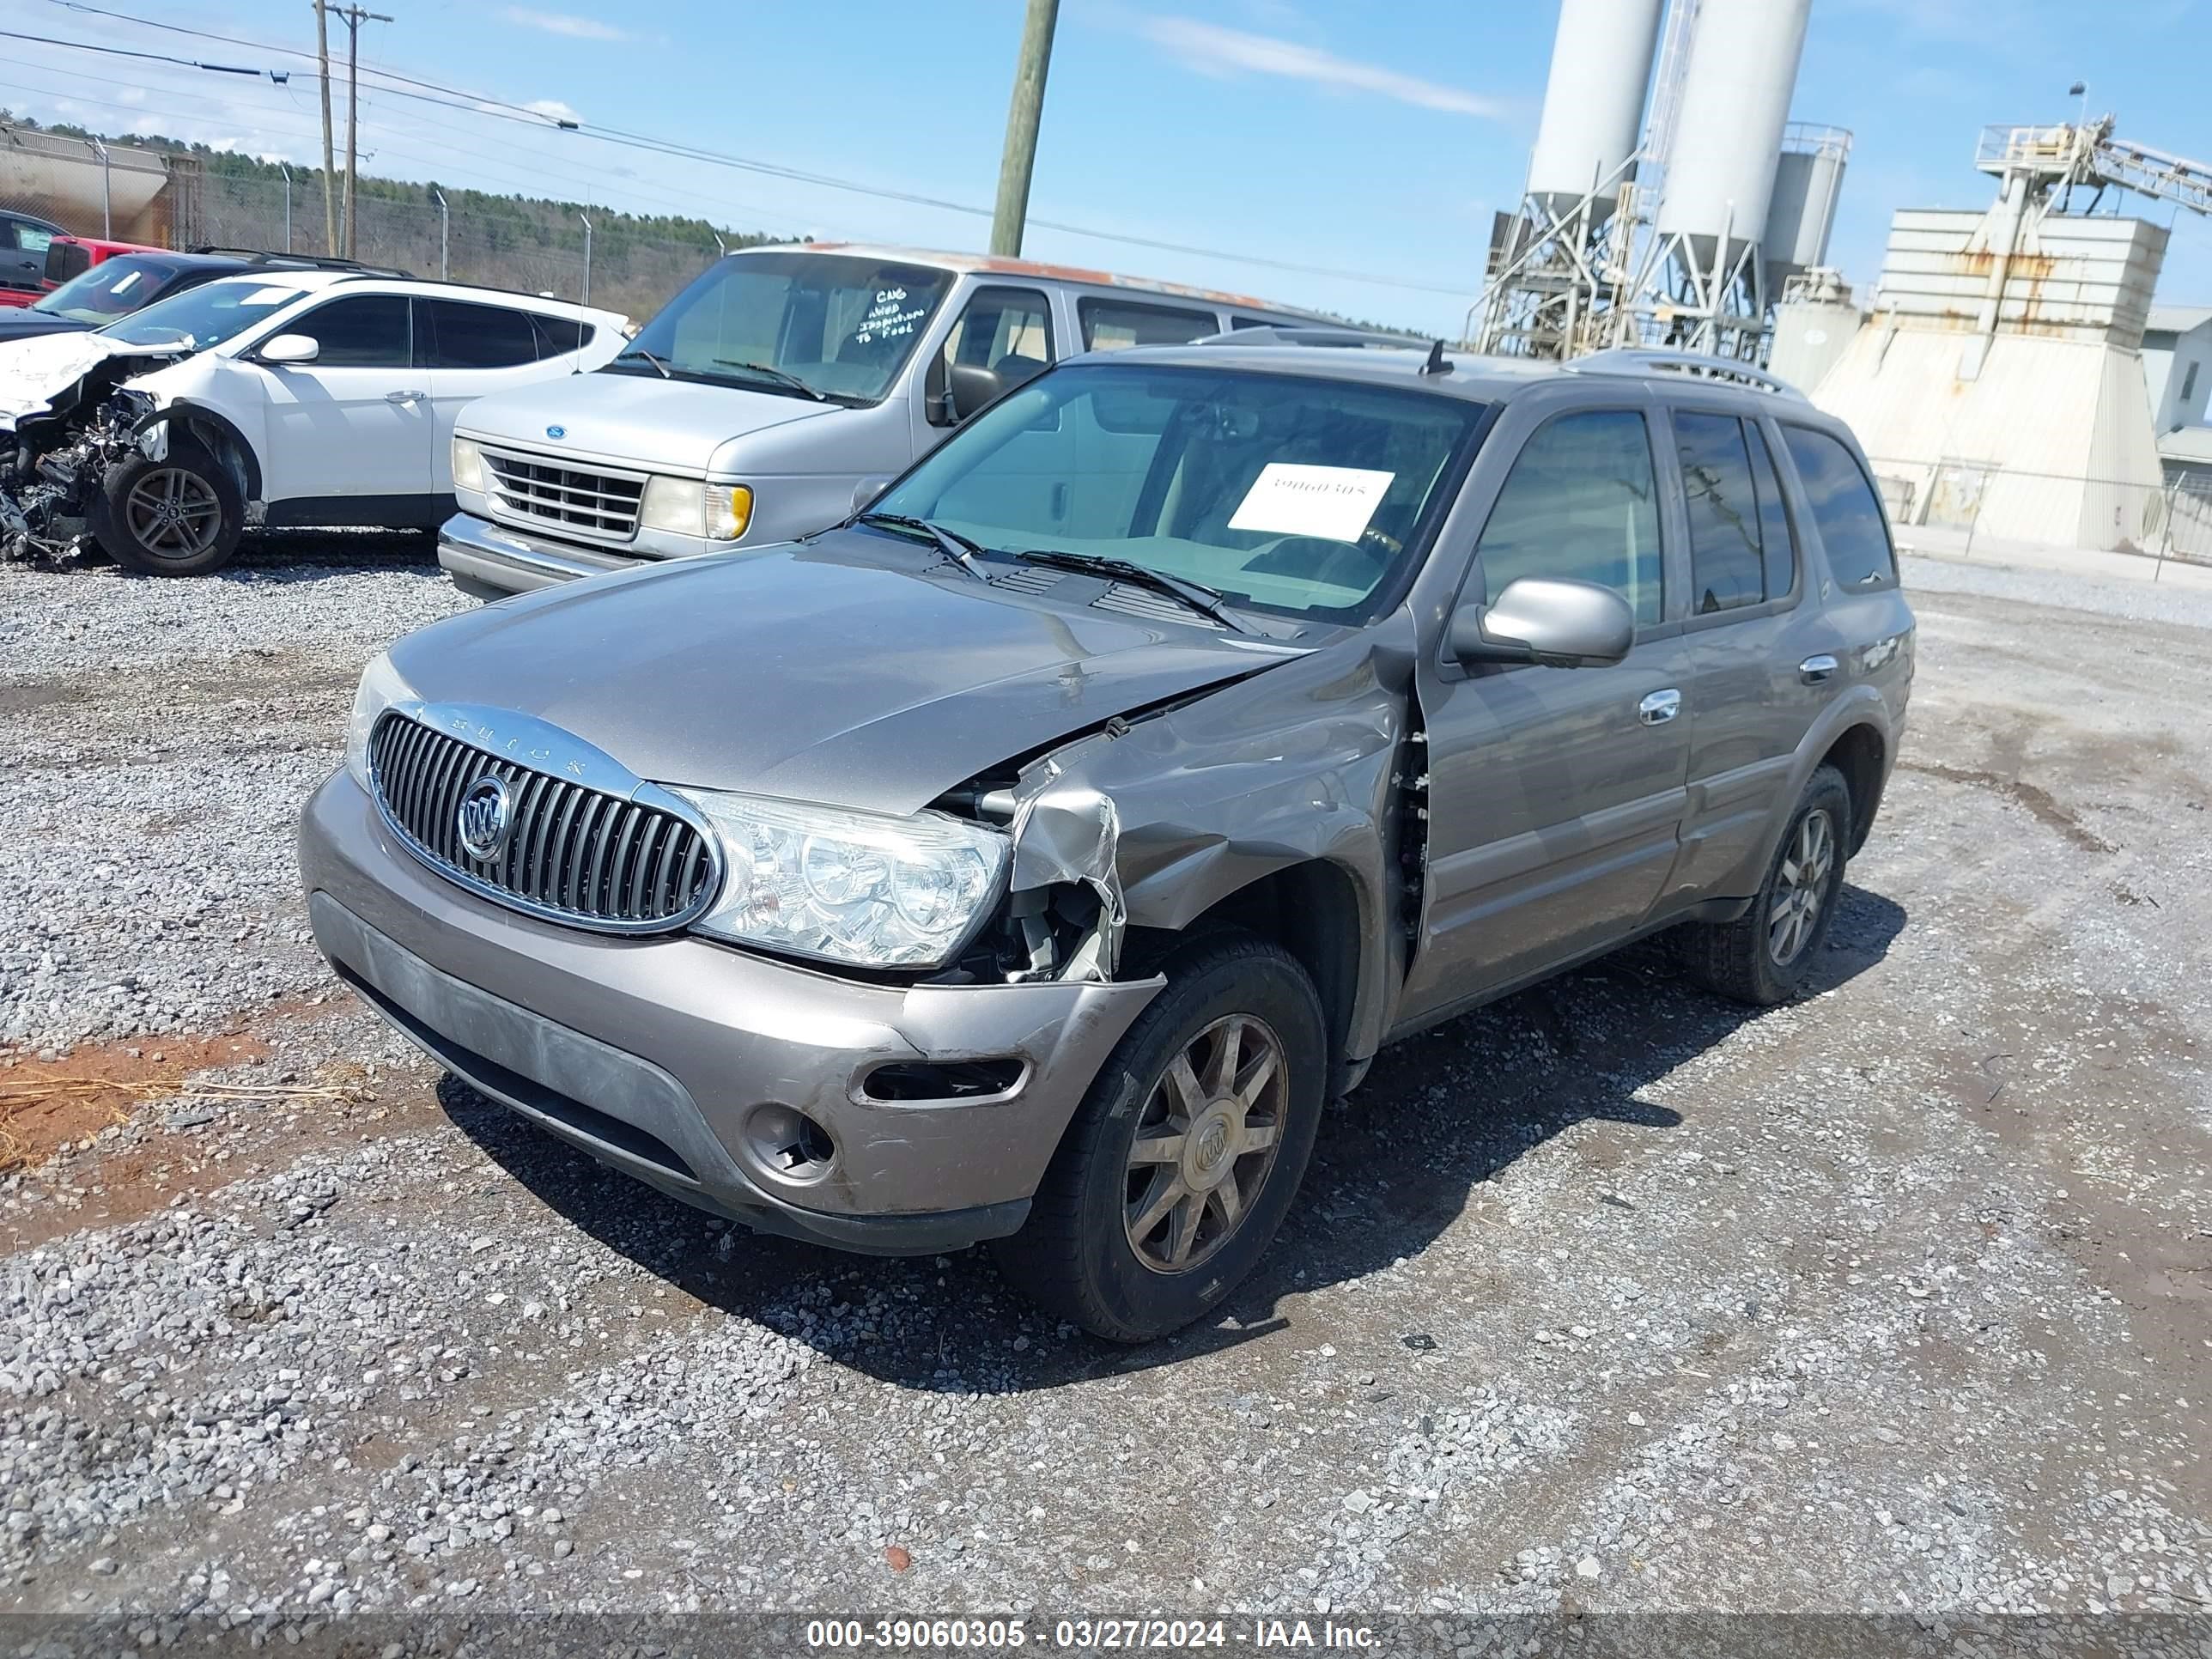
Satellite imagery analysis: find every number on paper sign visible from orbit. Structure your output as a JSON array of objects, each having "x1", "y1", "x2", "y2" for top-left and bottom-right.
[{"x1": 1227, "y1": 463, "x2": 1395, "y2": 543}]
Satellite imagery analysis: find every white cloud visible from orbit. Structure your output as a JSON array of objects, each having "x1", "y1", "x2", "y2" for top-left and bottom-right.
[
  {"x1": 500, "y1": 7, "x2": 633, "y2": 42},
  {"x1": 1133, "y1": 15, "x2": 1507, "y2": 119},
  {"x1": 480, "y1": 97, "x2": 584, "y2": 125}
]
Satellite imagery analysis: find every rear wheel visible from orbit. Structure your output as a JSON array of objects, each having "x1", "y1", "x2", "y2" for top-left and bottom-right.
[
  {"x1": 92, "y1": 440, "x2": 244, "y2": 576},
  {"x1": 993, "y1": 933, "x2": 1327, "y2": 1342},
  {"x1": 1679, "y1": 763, "x2": 1850, "y2": 1006}
]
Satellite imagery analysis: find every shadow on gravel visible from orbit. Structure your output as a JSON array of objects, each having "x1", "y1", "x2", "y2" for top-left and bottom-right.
[{"x1": 443, "y1": 884, "x2": 1907, "y2": 1389}]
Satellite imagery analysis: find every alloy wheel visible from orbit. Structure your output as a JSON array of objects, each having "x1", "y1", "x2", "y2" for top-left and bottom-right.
[
  {"x1": 124, "y1": 468, "x2": 223, "y2": 562},
  {"x1": 1768, "y1": 807, "x2": 1836, "y2": 967},
  {"x1": 1123, "y1": 1013, "x2": 1286, "y2": 1274}
]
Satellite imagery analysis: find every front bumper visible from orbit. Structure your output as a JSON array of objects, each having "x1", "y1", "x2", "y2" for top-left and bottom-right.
[
  {"x1": 436, "y1": 511, "x2": 664, "y2": 599},
  {"x1": 299, "y1": 770, "x2": 1159, "y2": 1255}
]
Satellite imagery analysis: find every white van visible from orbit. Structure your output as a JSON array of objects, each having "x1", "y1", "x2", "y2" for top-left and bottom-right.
[{"x1": 437, "y1": 243, "x2": 1333, "y2": 597}]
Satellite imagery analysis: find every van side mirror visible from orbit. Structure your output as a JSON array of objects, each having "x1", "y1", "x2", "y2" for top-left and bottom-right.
[
  {"x1": 945, "y1": 363, "x2": 1002, "y2": 423},
  {"x1": 1448, "y1": 577, "x2": 1635, "y2": 668},
  {"x1": 258, "y1": 332, "x2": 320, "y2": 365}
]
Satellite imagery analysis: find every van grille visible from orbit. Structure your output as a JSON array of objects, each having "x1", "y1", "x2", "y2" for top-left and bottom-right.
[
  {"x1": 481, "y1": 445, "x2": 646, "y2": 544},
  {"x1": 368, "y1": 713, "x2": 717, "y2": 933}
]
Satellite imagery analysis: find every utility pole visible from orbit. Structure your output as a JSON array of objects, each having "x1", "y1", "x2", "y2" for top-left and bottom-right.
[
  {"x1": 988, "y1": 0, "x2": 1059, "y2": 258},
  {"x1": 325, "y1": 3, "x2": 392, "y2": 258},
  {"x1": 313, "y1": 1, "x2": 336, "y2": 256}
]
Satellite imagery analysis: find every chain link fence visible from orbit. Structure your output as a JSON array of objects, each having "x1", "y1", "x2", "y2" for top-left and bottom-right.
[
  {"x1": 1868, "y1": 455, "x2": 2212, "y2": 574},
  {"x1": 177, "y1": 170, "x2": 732, "y2": 321},
  {"x1": 3, "y1": 128, "x2": 744, "y2": 323}
]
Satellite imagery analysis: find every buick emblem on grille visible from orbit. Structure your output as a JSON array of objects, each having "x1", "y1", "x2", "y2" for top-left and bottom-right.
[{"x1": 456, "y1": 775, "x2": 513, "y2": 863}]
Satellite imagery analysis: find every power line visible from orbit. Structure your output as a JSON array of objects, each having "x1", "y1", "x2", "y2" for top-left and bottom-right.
[{"x1": 36, "y1": 0, "x2": 1475, "y2": 299}]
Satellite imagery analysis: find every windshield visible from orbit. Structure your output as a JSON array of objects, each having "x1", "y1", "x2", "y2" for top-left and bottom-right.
[
  {"x1": 34, "y1": 255, "x2": 185, "y2": 324},
  {"x1": 611, "y1": 251, "x2": 953, "y2": 404},
  {"x1": 101, "y1": 279, "x2": 306, "y2": 349},
  {"x1": 867, "y1": 363, "x2": 1484, "y2": 624}
]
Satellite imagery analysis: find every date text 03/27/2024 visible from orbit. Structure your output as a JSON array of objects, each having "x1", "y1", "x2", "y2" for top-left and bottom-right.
[{"x1": 802, "y1": 1619, "x2": 1381, "y2": 1650}]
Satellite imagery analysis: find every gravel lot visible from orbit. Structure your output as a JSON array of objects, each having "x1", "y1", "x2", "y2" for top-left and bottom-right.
[{"x1": 0, "y1": 540, "x2": 2207, "y2": 1632}]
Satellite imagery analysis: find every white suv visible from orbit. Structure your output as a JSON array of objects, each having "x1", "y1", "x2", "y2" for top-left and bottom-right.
[{"x1": 0, "y1": 271, "x2": 624, "y2": 574}]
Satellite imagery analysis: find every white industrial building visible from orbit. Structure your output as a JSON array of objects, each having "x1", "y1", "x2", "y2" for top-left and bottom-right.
[{"x1": 2143, "y1": 305, "x2": 2212, "y2": 434}]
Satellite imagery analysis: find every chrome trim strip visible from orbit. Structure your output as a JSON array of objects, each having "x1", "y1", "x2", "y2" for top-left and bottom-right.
[{"x1": 366, "y1": 701, "x2": 725, "y2": 938}]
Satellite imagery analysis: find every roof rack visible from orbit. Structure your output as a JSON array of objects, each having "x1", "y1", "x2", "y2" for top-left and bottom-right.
[
  {"x1": 1565, "y1": 349, "x2": 1805, "y2": 399},
  {"x1": 189, "y1": 247, "x2": 413, "y2": 277},
  {"x1": 1194, "y1": 324, "x2": 1422, "y2": 350}
]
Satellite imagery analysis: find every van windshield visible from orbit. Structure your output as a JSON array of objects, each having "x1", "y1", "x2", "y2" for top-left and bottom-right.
[
  {"x1": 608, "y1": 251, "x2": 954, "y2": 404},
  {"x1": 867, "y1": 362, "x2": 1484, "y2": 625}
]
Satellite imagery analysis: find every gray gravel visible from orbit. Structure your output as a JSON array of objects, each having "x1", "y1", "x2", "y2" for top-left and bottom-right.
[{"x1": 1, "y1": 542, "x2": 2208, "y2": 1627}]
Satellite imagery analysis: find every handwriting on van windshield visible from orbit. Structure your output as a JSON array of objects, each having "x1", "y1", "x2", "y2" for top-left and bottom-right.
[
  {"x1": 1228, "y1": 464, "x2": 1395, "y2": 543},
  {"x1": 853, "y1": 287, "x2": 927, "y2": 345}
]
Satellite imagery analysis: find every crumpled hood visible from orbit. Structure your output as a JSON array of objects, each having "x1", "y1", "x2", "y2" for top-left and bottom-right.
[
  {"x1": 386, "y1": 531, "x2": 1296, "y2": 816},
  {"x1": 452, "y1": 368, "x2": 837, "y2": 475},
  {"x1": 0, "y1": 331, "x2": 185, "y2": 428}
]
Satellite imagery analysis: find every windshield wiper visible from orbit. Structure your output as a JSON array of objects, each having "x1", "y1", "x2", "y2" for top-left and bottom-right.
[
  {"x1": 854, "y1": 512, "x2": 990, "y2": 580},
  {"x1": 712, "y1": 359, "x2": 829, "y2": 402},
  {"x1": 1010, "y1": 548, "x2": 1247, "y2": 632},
  {"x1": 611, "y1": 347, "x2": 672, "y2": 379}
]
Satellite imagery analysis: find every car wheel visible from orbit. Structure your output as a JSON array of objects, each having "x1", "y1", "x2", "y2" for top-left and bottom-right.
[
  {"x1": 993, "y1": 932, "x2": 1327, "y2": 1342},
  {"x1": 1679, "y1": 763, "x2": 1851, "y2": 1006},
  {"x1": 92, "y1": 439, "x2": 244, "y2": 576}
]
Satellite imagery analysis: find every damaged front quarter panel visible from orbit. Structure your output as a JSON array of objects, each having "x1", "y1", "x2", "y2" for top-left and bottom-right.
[
  {"x1": 0, "y1": 337, "x2": 185, "y2": 562},
  {"x1": 1004, "y1": 611, "x2": 1419, "y2": 1069}
]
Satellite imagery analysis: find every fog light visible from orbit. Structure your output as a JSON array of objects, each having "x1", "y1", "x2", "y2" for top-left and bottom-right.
[{"x1": 742, "y1": 1103, "x2": 836, "y2": 1182}]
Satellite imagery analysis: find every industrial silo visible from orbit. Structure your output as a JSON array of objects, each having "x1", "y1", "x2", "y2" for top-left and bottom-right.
[
  {"x1": 1765, "y1": 124, "x2": 1852, "y2": 287},
  {"x1": 1655, "y1": 0, "x2": 1814, "y2": 260},
  {"x1": 1526, "y1": 0, "x2": 1667, "y2": 222}
]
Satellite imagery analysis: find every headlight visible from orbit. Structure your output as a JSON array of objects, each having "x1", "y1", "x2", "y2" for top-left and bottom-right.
[
  {"x1": 640, "y1": 476, "x2": 753, "y2": 541},
  {"x1": 451, "y1": 435, "x2": 484, "y2": 493},
  {"x1": 673, "y1": 789, "x2": 1006, "y2": 969},
  {"x1": 343, "y1": 649, "x2": 415, "y2": 792}
]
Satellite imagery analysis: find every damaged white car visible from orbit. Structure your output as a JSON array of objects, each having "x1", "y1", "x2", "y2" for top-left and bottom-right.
[{"x1": 0, "y1": 271, "x2": 624, "y2": 574}]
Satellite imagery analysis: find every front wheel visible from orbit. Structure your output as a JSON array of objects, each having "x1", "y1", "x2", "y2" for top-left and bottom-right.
[
  {"x1": 1679, "y1": 763, "x2": 1851, "y2": 1006},
  {"x1": 92, "y1": 440, "x2": 244, "y2": 576},
  {"x1": 993, "y1": 933, "x2": 1327, "y2": 1342}
]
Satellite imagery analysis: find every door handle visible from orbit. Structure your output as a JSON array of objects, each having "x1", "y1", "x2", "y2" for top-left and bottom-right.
[
  {"x1": 1638, "y1": 689, "x2": 1681, "y2": 726},
  {"x1": 1799, "y1": 653, "x2": 1839, "y2": 684},
  {"x1": 384, "y1": 389, "x2": 426, "y2": 404}
]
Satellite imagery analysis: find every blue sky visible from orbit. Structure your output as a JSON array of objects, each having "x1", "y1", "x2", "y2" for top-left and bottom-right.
[{"x1": 5, "y1": 0, "x2": 2209, "y2": 336}]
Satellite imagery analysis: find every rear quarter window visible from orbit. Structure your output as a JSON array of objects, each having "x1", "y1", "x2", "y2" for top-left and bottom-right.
[{"x1": 1780, "y1": 424, "x2": 1898, "y2": 592}]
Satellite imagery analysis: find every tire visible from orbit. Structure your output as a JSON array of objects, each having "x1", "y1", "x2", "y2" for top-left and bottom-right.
[
  {"x1": 91, "y1": 439, "x2": 244, "y2": 576},
  {"x1": 993, "y1": 932, "x2": 1328, "y2": 1342},
  {"x1": 1679, "y1": 763, "x2": 1851, "y2": 1006}
]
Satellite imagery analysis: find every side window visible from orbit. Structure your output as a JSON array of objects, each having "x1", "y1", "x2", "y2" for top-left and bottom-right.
[
  {"x1": 1780, "y1": 424, "x2": 1899, "y2": 592},
  {"x1": 939, "y1": 286, "x2": 1054, "y2": 390},
  {"x1": 288, "y1": 295, "x2": 410, "y2": 368},
  {"x1": 528, "y1": 313, "x2": 591, "y2": 360},
  {"x1": 1473, "y1": 409, "x2": 1663, "y2": 625},
  {"x1": 2182, "y1": 362, "x2": 2201, "y2": 404},
  {"x1": 1746, "y1": 422, "x2": 1798, "y2": 602},
  {"x1": 423, "y1": 299, "x2": 538, "y2": 369},
  {"x1": 13, "y1": 220, "x2": 55, "y2": 255},
  {"x1": 1231, "y1": 316, "x2": 1276, "y2": 331},
  {"x1": 1674, "y1": 410, "x2": 1767, "y2": 615},
  {"x1": 1079, "y1": 298, "x2": 1218, "y2": 351}
]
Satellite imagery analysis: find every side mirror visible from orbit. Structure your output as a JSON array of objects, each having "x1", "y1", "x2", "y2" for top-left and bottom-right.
[
  {"x1": 258, "y1": 332, "x2": 319, "y2": 365},
  {"x1": 850, "y1": 475, "x2": 891, "y2": 515},
  {"x1": 946, "y1": 363, "x2": 1003, "y2": 422},
  {"x1": 1448, "y1": 576, "x2": 1635, "y2": 669}
]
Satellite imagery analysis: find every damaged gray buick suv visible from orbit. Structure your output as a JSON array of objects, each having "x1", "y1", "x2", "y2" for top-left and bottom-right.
[{"x1": 299, "y1": 335, "x2": 1913, "y2": 1340}]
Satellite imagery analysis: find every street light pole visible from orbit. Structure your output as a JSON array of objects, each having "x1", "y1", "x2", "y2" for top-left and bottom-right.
[{"x1": 988, "y1": 0, "x2": 1060, "y2": 258}]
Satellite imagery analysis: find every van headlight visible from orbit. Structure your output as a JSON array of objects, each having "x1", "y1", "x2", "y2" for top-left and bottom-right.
[
  {"x1": 451, "y1": 435, "x2": 485, "y2": 493},
  {"x1": 640, "y1": 477, "x2": 753, "y2": 541},
  {"x1": 344, "y1": 649, "x2": 415, "y2": 792},
  {"x1": 672, "y1": 788, "x2": 1006, "y2": 969}
]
